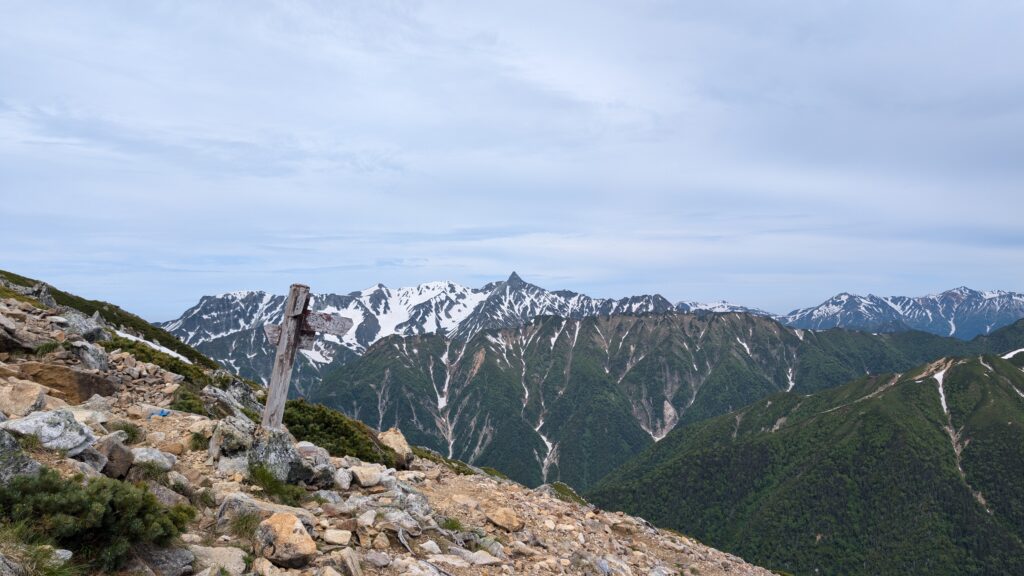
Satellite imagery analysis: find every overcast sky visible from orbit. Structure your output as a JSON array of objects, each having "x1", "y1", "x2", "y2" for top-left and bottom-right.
[{"x1": 2, "y1": 1, "x2": 1023, "y2": 320}]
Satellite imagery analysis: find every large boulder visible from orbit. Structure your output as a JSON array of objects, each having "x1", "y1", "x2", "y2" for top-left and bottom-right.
[
  {"x1": 15, "y1": 363, "x2": 119, "y2": 404},
  {"x1": 209, "y1": 416, "x2": 256, "y2": 460},
  {"x1": 378, "y1": 428, "x2": 414, "y2": 468},
  {"x1": 215, "y1": 492, "x2": 317, "y2": 533},
  {"x1": 292, "y1": 441, "x2": 336, "y2": 488},
  {"x1": 189, "y1": 545, "x2": 247, "y2": 576},
  {"x1": 69, "y1": 341, "x2": 109, "y2": 371},
  {"x1": 94, "y1": 431, "x2": 134, "y2": 478},
  {"x1": 131, "y1": 447, "x2": 177, "y2": 471},
  {"x1": 247, "y1": 429, "x2": 298, "y2": 483},
  {"x1": 0, "y1": 430, "x2": 41, "y2": 485},
  {"x1": 254, "y1": 512, "x2": 317, "y2": 569},
  {"x1": 132, "y1": 544, "x2": 195, "y2": 576},
  {"x1": 0, "y1": 379, "x2": 47, "y2": 418},
  {"x1": 0, "y1": 410, "x2": 95, "y2": 456}
]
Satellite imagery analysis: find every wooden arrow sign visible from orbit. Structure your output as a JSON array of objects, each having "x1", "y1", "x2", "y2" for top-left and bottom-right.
[{"x1": 260, "y1": 284, "x2": 353, "y2": 430}]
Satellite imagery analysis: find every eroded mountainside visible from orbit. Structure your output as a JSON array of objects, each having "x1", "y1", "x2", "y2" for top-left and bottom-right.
[{"x1": 589, "y1": 353, "x2": 1024, "y2": 576}]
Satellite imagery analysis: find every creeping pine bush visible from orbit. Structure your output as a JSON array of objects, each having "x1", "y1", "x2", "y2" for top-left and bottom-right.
[
  {"x1": 283, "y1": 399, "x2": 396, "y2": 467},
  {"x1": 0, "y1": 469, "x2": 195, "y2": 570}
]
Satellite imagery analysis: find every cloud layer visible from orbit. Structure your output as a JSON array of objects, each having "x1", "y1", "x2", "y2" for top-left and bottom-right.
[{"x1": 2, "y1": 1, "x2": 1022, "y2": 319}]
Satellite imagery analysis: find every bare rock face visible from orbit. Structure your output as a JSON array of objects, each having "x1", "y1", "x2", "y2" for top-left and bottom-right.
[
  {"x1": 0, "y1": 409, "x2": 95, "y2": 456},
  {"x1": 15, "y1": 362, "x2": 119, "y2": 403},
  {"x1": 254, "y1": 512, "x2": 317, "y2": 569},
  {"x1": 378, "y1": 427, "x2": 414, "y2": 469}
]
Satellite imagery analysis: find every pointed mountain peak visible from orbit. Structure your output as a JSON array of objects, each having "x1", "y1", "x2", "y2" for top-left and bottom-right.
[{"x1": 505, "y1": 271, "x2": 526, "y2": 287}]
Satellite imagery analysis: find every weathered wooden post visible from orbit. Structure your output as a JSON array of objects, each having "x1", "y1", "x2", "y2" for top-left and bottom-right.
[{"x1": 261, "y1": 284, "x2": 352, "y2": 430}]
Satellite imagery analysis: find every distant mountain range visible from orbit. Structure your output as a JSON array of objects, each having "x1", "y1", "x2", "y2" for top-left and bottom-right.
[
  {"x1": 779, "y1": 286, "x2": 1024, "y2": 339},
  {"x1": 160, "y1": 276, "x2": 1024, "y2": 388}
]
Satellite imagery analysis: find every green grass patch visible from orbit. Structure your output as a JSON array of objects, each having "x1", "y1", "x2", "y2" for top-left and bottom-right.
[
  {"x1": 228, "y1": 511, "x2": 261, "y2": 549},
  {"x1": 283, "y1": 399, "x2": 396, "y2": 467},
  {"x1": 439, "y1": 517, "x2": 465, "y2": 532},
  {"x1": 33, "y1": 341, "x2": 65, "y2": 356},
  {"x1": 0, "y1": 468, "x2": 194, "y2": 571},
  {"x1": 189, "y1": 432, "x2": 210, "y2": 451},
  {"x1": 17, "y1": 434, "x2": 42, "y2": 452},
  {"x1": 248, "y1": 464, "x2": 306, "y2": 507},
  {"x1": 106, "y1": 421, "x2": 143, "y2": 445},
  {"x1": 0, "y1": 522, "x2": 84, "y2": 576}
]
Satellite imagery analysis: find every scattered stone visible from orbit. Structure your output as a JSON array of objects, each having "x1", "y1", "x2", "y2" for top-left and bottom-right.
[
  {"x1": 95, "y1": 432, "x2": 135, "y2": 478},
  {"x1": 372, "y1": 532, "x2": 390, "y2": 550},
  {"x1": 363, "y1": 550, "x2": 391, "y2": 567},
  {"x1": 486, "y1": 507, "x2": 525, "y2": 532},
  {"x1": 254, "y1": 512, "x2": 317, "y2": 569},
  {"x1": 334, "y1": 467, "x2": 353, "y2": 490},
  {"x1": 420, "y1": 540, "x2": 442, "y2": 555},
  {"x1": 338, "y1": 547, "x2": 363, "y2": 576},
  {"x1": 323, "y1": 529, "x2": 352, "y2": 546},
  {"x1": 0, "y1": 409, "x2": 95, "y2": 456},
  {"x1": 349, "y1": 465, "x2": 382, "y2": 488}
]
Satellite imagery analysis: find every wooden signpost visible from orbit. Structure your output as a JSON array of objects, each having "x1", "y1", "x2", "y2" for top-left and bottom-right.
[{"x1": 261, "y1": 284, "x2": 353, "y2": 430}]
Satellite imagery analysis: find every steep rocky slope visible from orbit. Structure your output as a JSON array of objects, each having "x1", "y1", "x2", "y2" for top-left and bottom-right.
[
  {"x1": 589, "y1": 355, "x2": 1024, "y2": 575},
  {"x1": 0, "y1": 292, "x2": 775, "y2": 576}
]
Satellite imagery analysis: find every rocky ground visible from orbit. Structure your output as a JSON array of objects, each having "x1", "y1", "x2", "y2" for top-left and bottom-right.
[{"x1": 0, "y1": 293, "x2": 775, "y2": 576}]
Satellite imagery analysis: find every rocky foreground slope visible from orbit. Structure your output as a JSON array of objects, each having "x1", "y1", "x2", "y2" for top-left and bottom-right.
[{"x1": 0, "y1": 293, "x2": 775, "y2": 576}]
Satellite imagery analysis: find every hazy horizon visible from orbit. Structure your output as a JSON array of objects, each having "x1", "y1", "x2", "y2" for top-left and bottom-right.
[{"x1": 3, "y1": 2, "x2": 1022, "y2": 320}]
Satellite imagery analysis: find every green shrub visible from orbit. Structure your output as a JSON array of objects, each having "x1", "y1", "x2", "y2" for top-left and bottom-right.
[
  {"x1": 189, "y1": 432, "x2": 210, "y2": 451},
  {"x1": 283, "y1": 399, "x2": 396, "y2": 467},
  {"x1": 107, "y1": 421, "x2": 143, "y2": 444},
  {"x1": 240, "y1": 407, "x2": 261, "y2": 423},
  {"x1": 440, "y1": 517, "x2": 465, "y2": 532},
  {"x1": 33, "y1": 341, "x2": 64, "y2": 356},
  {"x1": 248, "y1": 464, "x2": 306, "y2": 507},
  {"x1": 191, "y1": 488, "x2": 217, "y2": 510},
  {"x1": 0, "y1": 469, "x2": 194, "y2": 571},
  {"x1": 169, "y1": 388, "x2": 205, "y2": 416}
]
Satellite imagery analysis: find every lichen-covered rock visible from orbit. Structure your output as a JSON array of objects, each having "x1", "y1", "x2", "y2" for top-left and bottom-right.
[
  {"x1": 208, "y1": 415, "x2": 255, "y2": 462},
  {"x1": 0, "y1": 409, "x2": 95, "y2": 456},
  {"x1": 254, "y1": 512, "x2": 317, "y2": 569},
  {"x1": 292, "y1": 441, "x2": 336, "y2": 488},
  {"x1": 247, "y1": 428, "x2": 298, "y2": 483},
  {"x1": 95, "y1": 431, "x2": 134, "y2": 478},
  {"x1": 0, "y1": 430, "x2": 40, "y2": 485}
]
